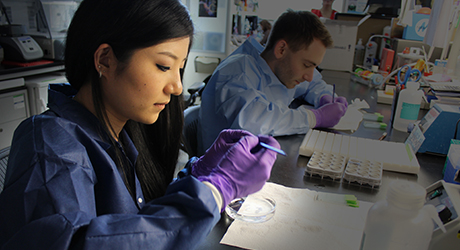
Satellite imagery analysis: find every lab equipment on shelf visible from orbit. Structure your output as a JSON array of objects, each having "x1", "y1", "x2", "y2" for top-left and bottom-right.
[{"x1": 417, "y1": 103, "x2": 460, "y2": 155}]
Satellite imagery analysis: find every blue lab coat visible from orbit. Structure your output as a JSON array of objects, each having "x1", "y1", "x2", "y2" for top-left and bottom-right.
[
  {"x1": 198, "y1": 37, "x2": 333, "y2": 155},
  {"x1": 0, "y1": 84, "x2": 220, "y2": 249}
]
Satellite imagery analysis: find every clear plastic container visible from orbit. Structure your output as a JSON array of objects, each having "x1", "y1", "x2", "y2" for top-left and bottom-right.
[
  {"x1": 354, "y1": 38, "x2": 365, "y2": 66},
  {"x1": 392, "y1": 81, "x2": 424, "y2": 132},
  {"x1": 226, "y1": 197, "x2": 276, "y2": 223},
  {"x1": 360, "y1": 180, "x2": 445, "y2": 250}
]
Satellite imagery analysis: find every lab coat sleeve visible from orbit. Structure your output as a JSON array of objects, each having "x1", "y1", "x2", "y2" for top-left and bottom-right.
[
  {"x1": 0, "y1": 118, "x2": 220, "y2": 250},
  {"x1": 2, "y1": 174, "x2": 219, "y2": 250},
  {"x1": 217, "y1": 73, "x2": 313, "y2": 137},
  {"x1": 84, "y1": 176, "x2": 220, "y2": 250},
  {"x1": 298, "y1": 68, "x2": 334, "y2": 108}
]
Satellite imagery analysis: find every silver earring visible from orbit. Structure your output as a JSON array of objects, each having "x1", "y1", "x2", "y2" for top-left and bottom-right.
[{"x1": 98, "y1": 65, "x2": 102, "y2": 78}]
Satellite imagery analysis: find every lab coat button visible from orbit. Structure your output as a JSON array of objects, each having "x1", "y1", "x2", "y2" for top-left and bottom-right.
[{"x1": 138, "y1": 197, "x2": 143, "y2": 203}]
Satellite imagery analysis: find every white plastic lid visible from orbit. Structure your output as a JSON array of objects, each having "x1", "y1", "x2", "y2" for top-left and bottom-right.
[
  {"x1": 386, "y1": 180, "x2": 426, "y2": 210},
  {"x1": 406, "y1": 81, "x2": 420, "y2": 90}
]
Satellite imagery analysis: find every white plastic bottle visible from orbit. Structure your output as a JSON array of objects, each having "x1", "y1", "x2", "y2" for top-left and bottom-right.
[
  {"x1": 379, "y1": 26, "x2": 391, "y2": 59},
  {"x1": 354, "y1": 38, "x2": 365, "y2": 66},
  {"x1": 392, "y1": 81, "x2": 424, "y2": 132},
  {"x1": 360, "y1": 180, "x2": 446, "y2": 250},
  {"x1": 363, "y1": 39, "x2": 378, "y2": 69}
]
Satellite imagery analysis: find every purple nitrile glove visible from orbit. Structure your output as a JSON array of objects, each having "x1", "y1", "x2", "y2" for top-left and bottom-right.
[
  {"x1": 191, "y1": 129, "x2": 253, "y2": 177},
  {"x1": 319, "y1": 95, "x2": 348, "y2": 109},
  {"x1": 198, "y1": 134, "x2": 279, "y2": 211},
  {"x1": 335, "y1": 96, "x2": 348, "y2": 108},
  {"x1": 311, "y1": 102, "x2": 347, "y2": 128},
  {"x1": 318, "y1": 94, "x2": 333, "y2": 107}
]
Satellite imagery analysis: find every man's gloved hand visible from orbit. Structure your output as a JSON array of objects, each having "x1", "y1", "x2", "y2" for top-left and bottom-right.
[
  {"x1": 334, "y1": 96, "x2": 348, "y2": 108},
  {"x1": 319, "y1": 95, "x2": 348, "y2": 108},
  {"x1": 191, "y1": 129, "x2": 253, "y2": 177},
  {"x1": 197, "y1": 134, "x2": 279, "y2": 211},
  {"x1": 311, "y1": 102, "x2": 347, "y2": 128},
  {"x1": 318, "y1": 94, "x2": 333, "y2": 107}
]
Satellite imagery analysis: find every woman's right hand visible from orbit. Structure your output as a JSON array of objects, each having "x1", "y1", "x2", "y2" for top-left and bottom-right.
[
  {"x1": 197, "y1": 134, "x2": 279, "y2": 211},
  {"x1": 192, "y1": 129, "x2": 253, "y2": 177}
]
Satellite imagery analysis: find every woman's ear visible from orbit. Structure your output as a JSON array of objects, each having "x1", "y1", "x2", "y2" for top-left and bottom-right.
[{"x1": 94, "y1": 44, "x2": 114, "y2": 78}]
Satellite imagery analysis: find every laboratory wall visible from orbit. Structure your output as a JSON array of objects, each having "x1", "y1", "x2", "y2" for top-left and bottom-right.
[
  {"x1": 182, "y1": 0, "x2": 344, "y2": 93},
  {"x1": 256, "y1": 0, "x2": 343, "y2": 20},
  {"x1": 182, "y1": 0, "x2": 228, "y2": 94}
]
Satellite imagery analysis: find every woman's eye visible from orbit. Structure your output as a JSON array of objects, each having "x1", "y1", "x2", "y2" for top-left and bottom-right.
[{"x1": 156, "y1": 64, "x2": 170, "y2": 72}]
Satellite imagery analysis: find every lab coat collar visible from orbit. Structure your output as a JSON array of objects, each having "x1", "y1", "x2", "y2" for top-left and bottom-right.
[
  {"x1": 239, "y1": 37, "x2": 295, "y2": 93},
  {"x1": 47, "y1": 83, "x2": 140, "y2": 168},
  {"x1": 47, "y1": 83, "x2": 112, "y2": 151}
]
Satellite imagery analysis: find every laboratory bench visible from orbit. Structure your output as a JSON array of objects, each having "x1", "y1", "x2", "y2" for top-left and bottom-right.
[
  {"x1": 0, "y1": 61, "x2": 64, "y2": 82},
  {"x1": 197, "y1": 70, "x2": 448, "y2": 249}
]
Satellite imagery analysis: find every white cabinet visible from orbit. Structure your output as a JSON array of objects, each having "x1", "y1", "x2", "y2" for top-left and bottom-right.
[
  {"x1": 0, "y1": 79, "x2": 29, "y2": 150},
  {"x1": 25, "y1": 72, "x2": 68, "y2": 115},
  {"x1": 0, "y1": 62, "x2": 64, "y2": 150}
]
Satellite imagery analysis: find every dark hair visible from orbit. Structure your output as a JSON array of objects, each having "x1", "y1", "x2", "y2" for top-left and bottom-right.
[
  {"x1": 65, "y1": 0, "x2": 194, "y2": 202},
  {"x1": 259, "y1": 20, "x2": 272, "y2": 32},
  {"x1": 265, "y1": 10, "x2": 333, "y2": 52}
]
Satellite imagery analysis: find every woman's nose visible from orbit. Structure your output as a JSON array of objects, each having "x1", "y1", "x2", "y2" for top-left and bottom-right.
[{"x1": 165, "y1": 73, "x2": 183, "y2": 96}]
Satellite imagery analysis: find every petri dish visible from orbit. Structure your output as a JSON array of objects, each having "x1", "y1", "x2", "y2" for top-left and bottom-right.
[{"x1": 225, "y1": 197, "x2": 276, "y2": 223}]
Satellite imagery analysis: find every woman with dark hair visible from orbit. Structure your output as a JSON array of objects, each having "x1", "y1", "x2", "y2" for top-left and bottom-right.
[
  {"x1": 259, "y1": 19, "x2": 272, "y2": 46},
  {"x1": 0, "y1": 0, "x2": 279, "y2": 249},
  {"x1": 312, "y1": 0, "x2": 338, "y2": 19}
]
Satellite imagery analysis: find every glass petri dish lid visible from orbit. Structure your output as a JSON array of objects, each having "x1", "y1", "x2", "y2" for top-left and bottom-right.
[{"x1": 225, "y1": 196, "x2": 276, "y2": 223}]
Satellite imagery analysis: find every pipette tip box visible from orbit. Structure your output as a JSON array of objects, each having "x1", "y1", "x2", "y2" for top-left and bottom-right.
[{"x1": 305, "y1": 152, "x2": 383, "y2": 188}]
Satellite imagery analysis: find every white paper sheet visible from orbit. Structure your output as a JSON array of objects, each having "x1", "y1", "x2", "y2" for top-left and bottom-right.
[
  {"x1": 220, "y1": 183, "x2": 374, "y2": 250},
  {"x1": 332, "y1": 99, "x2": 369, "y2": 131}
]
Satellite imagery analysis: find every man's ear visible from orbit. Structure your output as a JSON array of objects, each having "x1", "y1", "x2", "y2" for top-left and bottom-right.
[
  {"x1": 273, "y1": 39, "x2": 288, "y2": 59},
  {"x1": 93, "y1": 44, "x2": 115, "y2": 78}
]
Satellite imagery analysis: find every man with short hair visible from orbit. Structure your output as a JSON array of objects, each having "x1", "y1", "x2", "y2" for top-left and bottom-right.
[{"x1": 198, "y1": 10, "x2": 348, "y2": 155}]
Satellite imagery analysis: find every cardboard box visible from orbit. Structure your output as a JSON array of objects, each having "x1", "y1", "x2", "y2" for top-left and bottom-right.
[
  {"x1": 321, "y1": 20, "x2": 358, "y2": 72},
  {"x1": 402, "y1": 13, "x2": 430, "y2": 41},
  {"x1": 336, "y1": 14, "x2": 392, "y2": 48}
]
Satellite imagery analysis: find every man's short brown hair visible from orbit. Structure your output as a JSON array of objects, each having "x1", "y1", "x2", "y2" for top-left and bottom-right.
[{"x1": 264, "y1": 9, "x2": 333, "y2": 52}]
